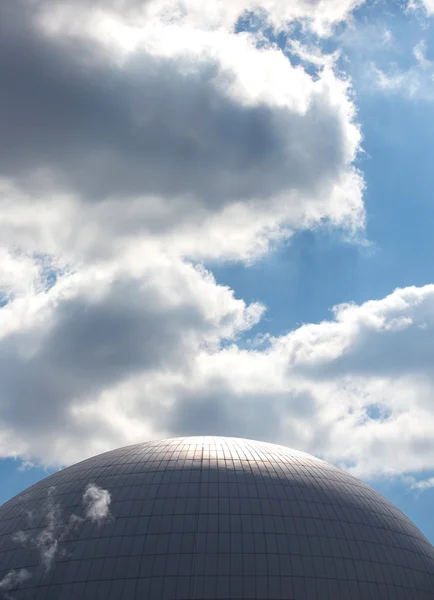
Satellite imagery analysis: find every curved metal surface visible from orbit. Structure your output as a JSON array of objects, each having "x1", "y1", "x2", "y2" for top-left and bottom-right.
[{"x1": 0, "y1": 436, "x2": 433, "y2": 599}]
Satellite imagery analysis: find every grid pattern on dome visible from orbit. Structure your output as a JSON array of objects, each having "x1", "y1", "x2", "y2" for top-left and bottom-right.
[{"x1": 0, "y1": 436, "x2": 433, "y2": 599}]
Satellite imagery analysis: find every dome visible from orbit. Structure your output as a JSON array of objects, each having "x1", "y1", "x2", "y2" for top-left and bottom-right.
[{"x1": 0, "y1": 436, "x2": 433, "y2": 599}]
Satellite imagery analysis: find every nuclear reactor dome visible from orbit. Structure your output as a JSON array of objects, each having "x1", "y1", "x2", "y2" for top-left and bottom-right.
[{"x1": 0, "y1": 436, "x2": 434, "y2": 599}]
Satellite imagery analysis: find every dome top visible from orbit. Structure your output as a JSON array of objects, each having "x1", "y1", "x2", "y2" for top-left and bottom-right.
[{"x1": 1, "y1": 436, "x2": 434, "y2": 599}]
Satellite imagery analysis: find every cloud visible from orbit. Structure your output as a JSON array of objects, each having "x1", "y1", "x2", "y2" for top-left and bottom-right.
[
  {"x1": 370, "y1": 39, "x2": 434, "y2": 100},
  {"x1": 10, "y1": 483, "x2": 113, "y2": 578},
  {"x1": 0, "y1": 258, "x2": 264, "y2": 464},
  {"x1": 0, "y1": 0, "x2": 364, "y2": 265},
  {"x1": 0, "y1": 570, "x2": 31, "y2": 600},
  {"x1": 142, "y1": 283, "x2": 434, "y2": 480},
  {"x1": 35, "y1": 0, "x2": 365, "y2": 38},
  {"x1": 413, "y1": 39, "x2": 431, "y2": 68},
  {"x1": 371, "y1": 61, "x2": 434, "y2": 99},
  {"x1": 82, "y1": 484, "x2": 112, "y2": 522},
  {"x1": 411, "y1": 476, "x2": 434, "y2": 491},
  {"x1": 408, "y1": 0, "x2": 434, "y2": 17},
  {"x1": 12, "y1": 487, "x2": 73, "y2": 572},
  {"x1": 2, "y1": 277, "x2": 433, "y2": 482}
]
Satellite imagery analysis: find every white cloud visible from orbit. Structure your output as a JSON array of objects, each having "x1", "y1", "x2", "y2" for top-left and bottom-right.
[
  {"x1": 411, "y1": 476, "x2": 434, "y2": 491},
  {"x1": 408, "y1": 0, "x2": 434, "y2": 16},
  {"x1": 36, "y1": 0, "x2": 365, "y2": 41},
  {"x1": 0, "y1": 250, "x2": 43, "y2": 302},
  {"x1": 82, "y1": 484, "x2": 112, "y2": 522}
]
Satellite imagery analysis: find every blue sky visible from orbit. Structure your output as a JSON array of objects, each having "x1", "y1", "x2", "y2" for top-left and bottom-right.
[
  {"x1": 2, "y1": 0, "x2": 434, "y2": 548},
  {"x1": 212, "y1": 1, "x2": 434, "y2": 540}
]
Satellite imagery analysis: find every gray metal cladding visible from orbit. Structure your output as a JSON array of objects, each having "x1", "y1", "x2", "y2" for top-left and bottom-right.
[{"x1": 0, "y1": 436, "x2": 433, "y2": 599}]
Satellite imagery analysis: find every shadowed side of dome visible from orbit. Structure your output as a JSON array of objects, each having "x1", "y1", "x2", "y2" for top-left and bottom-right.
[{"x1": 0, "y1": 436, "x2": 433, "y2": 599}]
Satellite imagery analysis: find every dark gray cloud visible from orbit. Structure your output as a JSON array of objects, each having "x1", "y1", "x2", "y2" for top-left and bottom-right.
[
  {"x1": 165, "y1": 381, "x2": 319, "y2": 447},
  {"x1": 319, "y1": 323, "x2": 434, "y2": 377},
  {"x1": 0, "y1": 0, "x2": 348, "y2": 215},
  {"x1": 0, "y1": 275, "x2": 213, "y2": 438},
  {"x1": 0, "y1": 569, "x2": 31, "y2": 600}
]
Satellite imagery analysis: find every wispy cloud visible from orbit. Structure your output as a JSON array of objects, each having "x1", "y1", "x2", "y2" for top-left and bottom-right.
[
  {"x1": 369, "y1": 38, "x2": 434, "y2": 99},
  {"x1": 371, "y1": 59, "x2": 434, "y2": 98},
  {"x1": 12, "y1": 487, "x2": 72, "y2": 572},
  {"x1": 0, "y1": 569, "x2": 31, "y2": 600},
  {"x1": 413, "y1": 39, "x2": 432, "y2": 67},
  {"x1": 12, "y1": 483, "x2": 112, "y2": 574},
  {"x1": 411, "y1": 477, "x2": 434, "y2": 491}
]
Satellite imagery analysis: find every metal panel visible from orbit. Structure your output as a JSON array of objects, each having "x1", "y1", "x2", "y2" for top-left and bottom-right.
[{"x1": 0, "y1": 436, "x2": 434, "y2": 599}]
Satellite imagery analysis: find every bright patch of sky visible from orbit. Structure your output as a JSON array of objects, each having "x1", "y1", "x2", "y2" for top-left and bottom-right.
[{"x1": 2, "y1": 0, "x2": 434, "y2": 547}]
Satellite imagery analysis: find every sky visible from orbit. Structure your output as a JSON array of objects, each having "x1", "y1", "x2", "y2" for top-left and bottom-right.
[{"x1": 2, "y1": 0, "x2": 434, "y2": 544}]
